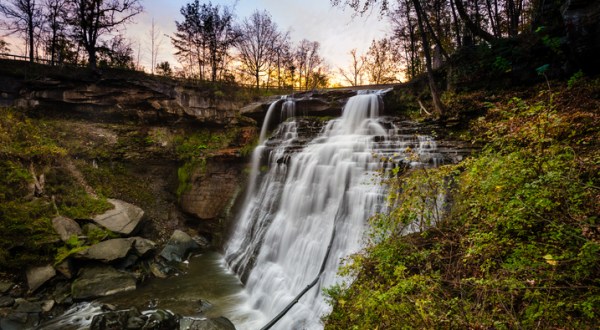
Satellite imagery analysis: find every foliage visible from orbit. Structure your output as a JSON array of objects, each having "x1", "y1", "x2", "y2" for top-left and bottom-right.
[
  {"x1": 67, "y1": 0, "x2": 143, "y2": 69},
  {"x1": 171, "y1": 0, "x2": 237, "y2": 82},
  {"x1": 173, "y1": 129, "x2": 236, "y2": 198},
  {"x1": 568, "y1": 70, "x2": 584, "y2": 89},
  {"x1": 325, "y1": 83, "x2": 599, "y2": 329},
  {"x1": 155, "y1": 61, "x2": 173, "y2": 77},
  {"x1": 0, "y1": 107, "x2": 111, "y2": 270}
]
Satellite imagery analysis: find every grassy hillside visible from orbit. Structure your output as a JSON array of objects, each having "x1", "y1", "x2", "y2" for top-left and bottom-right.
[{"x1": 324, "y1": 78, "x2": 599, "y2": 329}]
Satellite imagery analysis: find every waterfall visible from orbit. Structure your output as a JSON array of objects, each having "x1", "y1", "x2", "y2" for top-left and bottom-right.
[{"x1": 226, "y1": 92, "x2": 442, "y2": 329}]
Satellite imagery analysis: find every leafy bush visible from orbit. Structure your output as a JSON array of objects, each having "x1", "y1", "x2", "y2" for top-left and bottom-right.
[{"x1": 325, "y1": 85, "x2": 599, "y2": 329}]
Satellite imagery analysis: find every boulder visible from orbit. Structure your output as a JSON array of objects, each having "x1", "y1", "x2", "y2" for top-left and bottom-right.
[
  {"x1": 90, "y1": 308, "x2": 178, "y2": 330},
  {"x1": 0, "y1": 296, "x2": 15, "y2": 307},
  {"x1": 41, "y1": 300, "x2": 55, "y2": 313},
  {"x1": 15, "y1": 299, "x2": 42, "y2": 313},
  {"x1": 71, "y1": 266, "x2": 136, "y2": 300},
  {"x1": 180, "y1": 316, "x2": 237, "y2": 330},
  {"x1": 93, "y1": 199, "x2": 144, "y2": 235},
  {"x1": 51, "y1": 216, "x2": 82, "y2": 242},
  {"x1": 159, "y1": 230, "x2": 200, "y2": 263},
  {"x1": 0, "y1": 280, "x2": 14, "y2": 293},
  {"x1": 77, "y1": 238, "x2": 133, "y2": 263},
  {"x1": 55, "y1": 259, "x2": 74, "y2": 279},
  {"x1": 128, "y1": 237, "x2": 156, "y2": 256},
  {"x1": 26, "y1": 265, "x2": 56, "y2": 292}
]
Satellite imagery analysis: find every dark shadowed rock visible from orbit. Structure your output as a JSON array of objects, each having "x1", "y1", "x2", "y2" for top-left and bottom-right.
[
  {"x1": 26, "y1": 265, "x2": 56, "y2": 292},
  {"x1": 51, "y1": 216, "x2": 82, "y2": 242},
  {"x1": 90, "y1": 308, "x2": 178, "y2": 330},
  {"x1": 55, "y1": 259, "x2": 74, "y2": 279},
  {"x1": 0, "y1": 296, "x2": 15, "y2": 307},
  {"x1": 0, "y1": 280, "x2": 14, "y2": 293},
  {"x1": 128, "y1": 237, "x2": 156, "y2": 256},
  {"x1": 180, "y1": 316, "x2": 237, "y2": 330},
  {"x1": 72, "y1": 266, "x2": 136, "y2": 300},
  {"x1": 159, "y1": 230, "x2": 200, "y2": 263},
  {"x1": 92, "y1": 199, "x2": 144, "y2": 235},
  {"x1": 14, "y1": 299, "x2": 42, "y2": 313},
  {"x1": 77, "y1": 238, "x2": 133, "y2": 262}
]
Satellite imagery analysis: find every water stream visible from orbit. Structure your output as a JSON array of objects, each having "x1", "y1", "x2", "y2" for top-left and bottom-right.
[{"x1": 224, "y1": 91, "x2": 442, "y2": 329}]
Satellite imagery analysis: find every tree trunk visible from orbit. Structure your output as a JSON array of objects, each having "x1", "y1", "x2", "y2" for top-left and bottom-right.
[
  {"x1": 412, "y1": 0, "x2": 445, "y2": 116},
  {"x1": 28, "y1": 16, "x2": 34, "y2": 63},
  {"x1": 88, "y1": 47, "x2": 97, "y2": 69},
  {"x1": 454, "y1": 0, "x2": 496, "y2": 43}
]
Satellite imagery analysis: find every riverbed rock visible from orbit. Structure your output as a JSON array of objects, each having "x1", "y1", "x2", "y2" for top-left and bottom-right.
[
  {"x1": 0, "y1": 280, "x2": 14, "y2": 293},
  {"x1": 0, "y1": 296, "x2": 15, "y2": 307},
  {"x1": 129, "y1": 237, "x2": 156, "y2": 256},
  {"x1": 26, "y1": 265, "x2": 56, "y2": 292},
  {"x1": 14, "y1": 299, "x2": 42, "y2": 313},
  {"x1": 55, "y1": 259, "x2": 74, "y2": 279},
  {"x1": 77, "y1": 238, "x2": 133, "y2": 262},
  {"x1": 51, "y1": 216, "x2": 82, "y2": 242},
  {"x1": 90, "y1": 308, "x2": 179, "y2": 330},
  {"x1": 92, "y1": 199, "x2": 144, "y2": 235},
  {"x1": 179, "y1": 316, "x2": 237, "y2": 330},
  {"x1": 159, "y1": 230, "x2": 200, "y2": 263},
  {"x1": 71, "y1": 266, "x2": 136, "y2": 300}
]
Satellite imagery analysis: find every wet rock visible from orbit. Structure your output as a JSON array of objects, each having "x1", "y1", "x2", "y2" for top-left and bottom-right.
[
  {"x1": 0, "y1": 296, "x2": 15, "y2": 307},
  {"x1": 93, "y1": 199, "x2": 144, "y2": 235},
  {"x1": 0, "y1": 280, "x2": 14, "y2": 293},
  {"x1": 72, "y1": 266, "x2": 136, "y2": 300},
  {"x1": 159, "y1": 230, "x2": 200, "y2": 263},
  {"x1": 52, "y1": 281, "x2": 72, "y2": 304},
  {"x1": 149, "y1": 261, "x2": 169, "y2": 279},
  {"x1": 144, "y1": 309, "x2": 179, "y2": 328},
  {"x1": 41, "y1": 300, "x2": 55, "y2": 312},
  {"x1": 51, "y1": 216, "x2": 82, "y2": 242},
  {"x1": 0, "y1": 317, "x2": 25, "y2": 330},
  {"x1": 90, "y1": 307, "x2": 141, "y2": 330},
  {"x1": 129, "y1": 237, "x2": 157, "y2": 256},
  {"x1": 55, "y1": 259, "x2": 74, "y2": 279},
  {"x1": 90, "y1": 308, "x2": 178, "y2": 330},
  {"x1": 14, "y1": 299, "x2": 42, "y2": 313},
  {"x1": 77, "y1": 238, "x2": 133, "y2": 262},
  {"x1": 117, "y1": 254, "x2": 139, "y2": 270},
  {"x1": 26, "y1": 265, "x2": 56, "y2": 292},
  {"x1": 180, "y1": 316, "x2": 237, "y2": 330},
  {"x1": 6, "y1": 312, "x2": 28, "y2": 323}
]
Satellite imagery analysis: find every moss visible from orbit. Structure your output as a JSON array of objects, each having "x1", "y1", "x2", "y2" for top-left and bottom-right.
[{"x1": 0, "y1": 107, "x2": 115, "y2": 271}]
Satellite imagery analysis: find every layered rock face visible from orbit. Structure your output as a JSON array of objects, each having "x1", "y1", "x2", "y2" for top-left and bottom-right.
[{"x1": 0, "y1": 70, "x2": 244, "y2": 125}]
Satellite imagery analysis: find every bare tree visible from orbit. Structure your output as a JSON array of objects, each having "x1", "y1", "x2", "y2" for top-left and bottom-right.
[
  {"x1": 43, "y1": 0, "x2": 67, "y2": 65},
  {"x1": 235, "y1": 10, "x2": 280, "y2": 89},
  {"x1": 148, "y1": 17, "x2": 163, "y2": 74},
  {"x1": 364, "y1": 38, "x2": 401, "y2": 84},
  {"x1": 339, "y1": 48, "x2": 366, "y2": 86},
  {"x1": 66, "y1": 0, "x2": 142, "y2": 69},
  {"x1": 0, "y1": 39, "x2": 10, "y2": 53},
  {"x1": 171, "y1": 0, "x2": 237, "y2": 81},
  {"x1": 295, "y1": 39, "x2": 323, "y2": 90},
  {"x1": 0, "y1": 0, "x2": 42, "y2": 62}
]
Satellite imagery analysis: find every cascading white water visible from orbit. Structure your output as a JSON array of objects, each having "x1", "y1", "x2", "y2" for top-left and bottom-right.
[{"x1": 226, "y1": 92, "x2": 442, "y2": 329}]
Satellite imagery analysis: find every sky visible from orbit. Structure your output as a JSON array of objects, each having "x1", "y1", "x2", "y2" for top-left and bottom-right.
[{"x1": 128, "y1": 0, "x2": 391, "y2": 73}]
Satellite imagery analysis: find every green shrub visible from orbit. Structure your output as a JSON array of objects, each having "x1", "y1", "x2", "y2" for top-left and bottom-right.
[{"x1": 325, "y1": 87, "x2": 599, "y2": 329}]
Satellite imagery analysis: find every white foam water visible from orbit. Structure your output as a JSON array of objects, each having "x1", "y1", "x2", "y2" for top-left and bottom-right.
[{"x1": 225, "y1": 92, "x2": 442, "y2": 329}]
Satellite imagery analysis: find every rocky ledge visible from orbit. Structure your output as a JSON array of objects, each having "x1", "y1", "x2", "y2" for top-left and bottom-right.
[{"x1": 0, "y1": 199, "x2": 228, "y2": 330}]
